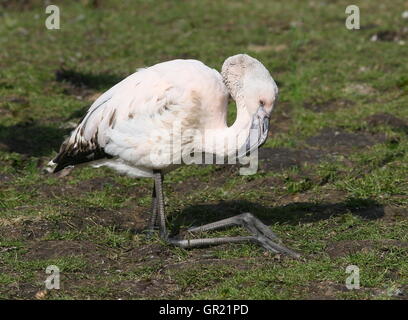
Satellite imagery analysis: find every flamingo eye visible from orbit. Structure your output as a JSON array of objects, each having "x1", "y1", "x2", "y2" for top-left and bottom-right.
[{"x1": 259, "y1": 100, "x2": 265, "y2": 107}]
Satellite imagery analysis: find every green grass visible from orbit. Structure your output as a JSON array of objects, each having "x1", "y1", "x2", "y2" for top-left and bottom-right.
[{"x1": 0, "y1": 0, "x2": 407, "y2": 300}]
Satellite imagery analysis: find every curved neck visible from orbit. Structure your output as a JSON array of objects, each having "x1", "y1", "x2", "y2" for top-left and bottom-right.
[{"x1": 202, "y1": 97, "x2": 252, "y2": 157}]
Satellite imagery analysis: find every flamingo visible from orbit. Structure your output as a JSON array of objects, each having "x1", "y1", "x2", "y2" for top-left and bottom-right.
[{"x1": 48, "y1": 54, "x2": 299, "y2": 258}]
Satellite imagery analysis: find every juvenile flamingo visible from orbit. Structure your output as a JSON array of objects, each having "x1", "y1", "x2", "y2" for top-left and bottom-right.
[{"x1": 48, "y1": 54, "x2": 299, "y2": 258}]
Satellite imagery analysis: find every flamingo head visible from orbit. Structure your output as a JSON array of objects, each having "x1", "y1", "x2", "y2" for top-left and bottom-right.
[{"x1": 222, "y1": 54, "x2": 279, "y2": 156}]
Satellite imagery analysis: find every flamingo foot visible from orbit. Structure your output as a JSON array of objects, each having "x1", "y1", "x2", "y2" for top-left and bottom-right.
[{"x1": 169, "y1": 213, "x2": 300, "y2": 259}]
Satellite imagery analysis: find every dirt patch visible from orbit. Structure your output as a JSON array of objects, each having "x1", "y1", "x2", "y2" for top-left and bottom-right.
[
  {"x1": 0, "y1": 217, "x2": 57, "y2": 241},
  {"x1": 302, "y1": 280, "x2": 399, "y2": 300},
  {"x1": 258, "y1": 147, "x2": 326, "y2": 171},
  {"x1": 382, "y1": 206, "x2": 408, "y2": 222},
  {"x1": 0, "y1": 204, "x2": 149, "y2": 241},
  {"x1": 63, "y1": 206, "x2": 149, "y2": 233},
  {"x1": 326, "y1": 239, "x2": 408, "y2": 259},
  {"x1": 120, "y1": 243, "x2": 170, "y2": 266},
  {"x1": 365, "y1": 113, "x2": 408, "y2": 134},
  {"x1": 208, "y1": 164, "x2": 242, "y2": 188},
  {"x1": 0, "y1": 173, "x2": 14, "y2": 183},
  {"x1": 269, "y1": 102, "x2": 292, "y2": 136},
  {"x1": 304, "y1": 281, "x2": 350, "y2": 299},
  {"x1": 35, "y1": 176, "x2": 150, "y2": 232},
  {"x1": 304, "y1": 99, "x2": 355, "y2": 113},
  {"x1": 360, "y1": 24, "x2": 379, "y2": 30},
  {"x1": 171, "y1": 176, "x2": 207, "y2": 194},
  {"x1": 343, "y1": 83, "x2": 375, "y2": 95},
  {"x1": 370, "y1": 29, "x2": 408, "y2": 42},
  {"x1": 37, "y1": 176, "x2": 121, "y2": 198},
  {"x1": 172, "y1": 165, "x2": 241, "y2": 194},
  {"x1": 277, "y1": 189, "x2": 325, "y2": 206},
  {"x1": 318, "y1": 189, "x2": 349, "y2": 203},
  {"x1": 305, "y1": 128, "x2": 386, "y2": 154},
  {"x1": 0, "y1": 96, "x2": 30, "y2": 118},
  {"x1": 163, "y1": 257, "x2": 253, "y2": 272},
  {"x1": 23, "y1": 240, "x2": 102, "y2": 261},
  {"x1": 1, "y1": 96, "x2": 29, "y2": 104},
  {"x1": 111, "y1": 278, "x2": 179, "y2": 299},
  {"x1": 6, "y1": 282, "x2": 40, "y2": 300},
  {"x1": 234, "y1": 175, "x2": 283, "y2": 195}
]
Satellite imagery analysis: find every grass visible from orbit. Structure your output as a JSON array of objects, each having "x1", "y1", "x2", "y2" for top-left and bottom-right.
[{"x1": 0, "y1": 0, "x2": 407, "y2": 299}]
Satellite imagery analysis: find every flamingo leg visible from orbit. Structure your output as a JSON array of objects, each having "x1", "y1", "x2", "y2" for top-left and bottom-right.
[
  {"x1": 151, "y1": 171, "x2": 300, "y2": 259},
  {"x1": 147, "y1": 183, "x2": 158, "y2": 233},
  {"x1": 153, "y1": 170, "x2": 168, "y2": 239}
]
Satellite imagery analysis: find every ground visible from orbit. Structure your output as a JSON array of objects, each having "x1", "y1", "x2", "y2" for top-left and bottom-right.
[{"x1": 0, "y1": 0, "x2": 407, "y2": 300}]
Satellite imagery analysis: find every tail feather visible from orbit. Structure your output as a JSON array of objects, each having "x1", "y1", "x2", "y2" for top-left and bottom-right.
[{"x1": 49, "y1": 146, "x2": 110, "y2": 173}]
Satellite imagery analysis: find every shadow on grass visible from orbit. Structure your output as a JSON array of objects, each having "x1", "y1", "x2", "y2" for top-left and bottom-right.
[
  {"x1": 170, "y1": 198, "x2": 384, "y2": 231},
  {"x1": 0, "y1": 122, "x2": 68, "y2": 157},
  {"x1": 55, "y1": 68, "x2": 124, "y2": 91},
  {"x1": 55, "y1": 68, "x2": 126, "y2": 121},
  {"x1": 0, "y1": 70, "x2": 126, "y2": 157}
]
